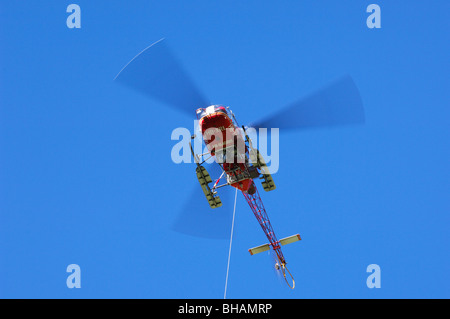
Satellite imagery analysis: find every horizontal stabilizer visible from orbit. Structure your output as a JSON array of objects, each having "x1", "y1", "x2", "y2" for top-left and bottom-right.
[
  {"x1": 248, "y1": 234, "x2": 301, "y2": 256},
  {"x1": 279, "y1": 234, "x2": 302, "y2": 246},
  {"x1": 248, "y1": 243, "x2": 270, "y2": 256}
]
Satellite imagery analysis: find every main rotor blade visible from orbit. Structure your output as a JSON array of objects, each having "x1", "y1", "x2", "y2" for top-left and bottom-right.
[
  {"x1": 115, "y1": 39, "x2": 210, "y2": 115},
  {"x1": 251, "y1": 75, "x2": 365, "y2": 131},
  {"x1": 171, "y1": 162, "x2": 234, "y2": 239}
]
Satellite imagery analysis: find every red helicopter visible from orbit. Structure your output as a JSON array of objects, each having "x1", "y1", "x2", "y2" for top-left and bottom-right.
[
  {"x1": 192, "y1": 103, "x2": 300, "y2": 287},
  {"x1": 115, "y1": 39, "x2": 364, "y2": 289}
]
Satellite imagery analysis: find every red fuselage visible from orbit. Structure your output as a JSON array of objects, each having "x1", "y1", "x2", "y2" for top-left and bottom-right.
[{"x1": 198, "y1": 106, "x2": 252, "y2": 192}]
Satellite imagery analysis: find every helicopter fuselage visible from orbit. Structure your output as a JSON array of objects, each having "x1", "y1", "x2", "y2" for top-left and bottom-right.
[{"x1": 197, "y1": 105, "x2": 253, "y2": 193}]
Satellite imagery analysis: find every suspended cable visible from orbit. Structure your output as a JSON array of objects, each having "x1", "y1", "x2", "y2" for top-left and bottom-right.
[{"x1": 224, "y1": 188, "x2": 238, "y2": 299}]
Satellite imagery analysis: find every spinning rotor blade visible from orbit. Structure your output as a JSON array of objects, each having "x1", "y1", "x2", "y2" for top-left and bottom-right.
[
  {"x1": 115, "y1": 39, "x2": 210, "y2": 114},
  {"x1": 171, "y1": 162, "x2": 234, "y2": 239},
  {"x1": 251, "y1": 75, "x2": 365, "y2": 131}
]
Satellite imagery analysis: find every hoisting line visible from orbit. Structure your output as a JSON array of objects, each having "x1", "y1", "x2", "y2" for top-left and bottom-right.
[{"x1": 224, "y1": 187, "x2": 238, "y2": 299}]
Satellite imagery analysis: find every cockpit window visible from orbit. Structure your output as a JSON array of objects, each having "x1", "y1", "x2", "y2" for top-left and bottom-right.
[
  {"x1": 215, "y1": 106, "x2": 227, "y2": 114},
  {"x1": 196, "y1": 105, "x2": 228, "y2": 119},
  {"x1": 196, "y1": 108, "x2": 206, "y2": 119}
]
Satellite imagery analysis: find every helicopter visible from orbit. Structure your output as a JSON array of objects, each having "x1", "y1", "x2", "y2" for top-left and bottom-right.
[
  {"x1": 191, "y1": 103, "x2": 301, "y2": 288},
  {"x1": 114, "y1": 38, "x2": 365, "y2": 289}
]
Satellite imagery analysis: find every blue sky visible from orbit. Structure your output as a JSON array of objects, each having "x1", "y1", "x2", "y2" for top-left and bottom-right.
[{"x1": 0, "y1": 1, "x2": 449, "y2": 298}]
